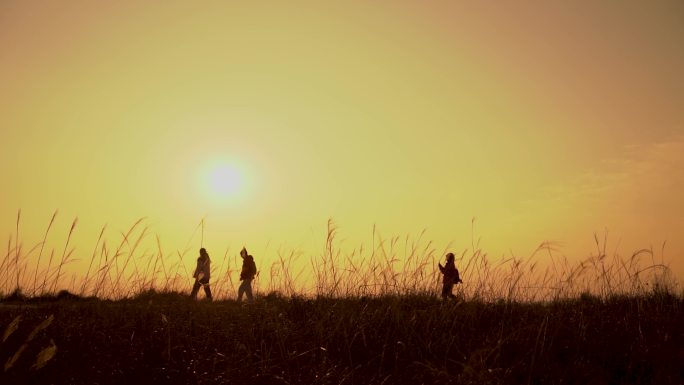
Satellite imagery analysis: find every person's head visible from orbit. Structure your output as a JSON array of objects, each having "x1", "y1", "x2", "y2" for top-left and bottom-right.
[
  {"x1": 240, "y1": 247, "x2": 248, "y2": 259},
  {"x1": 200, "y1": 248, "x2": 208, "y2": 258},
  {"x1": 446, "y1": 252, "x2": 455, "y2": 263}
]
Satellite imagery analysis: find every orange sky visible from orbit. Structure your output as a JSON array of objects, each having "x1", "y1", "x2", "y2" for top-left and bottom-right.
[{"x1": 1, "y1": 1, "x2": 683, "y2": 286}]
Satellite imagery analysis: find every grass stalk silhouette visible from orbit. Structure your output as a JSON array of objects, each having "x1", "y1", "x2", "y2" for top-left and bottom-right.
[
  {"x1": 49, "y1": 218, "x2": 77, "y2": 294},
  {"x1": 15, "y1": 210, "x2": 20, "y2": 291},
  {"x1": 1, "y1": 214, "x2": 682, "y2": 384},
  {"x1": 80, "y1": 225, "x2": 106, "y2": 296},
  {"x1": 0, "y1": 214, "x2": 680, "y2": 301},
  {"x1": 32, "y1": 210, "x2": 57, "y2": 295}
]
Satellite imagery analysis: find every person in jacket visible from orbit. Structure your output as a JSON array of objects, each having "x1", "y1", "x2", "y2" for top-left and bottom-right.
[
  {"x1": 237, "y1": 247, "x2": 257, "y2": 303},
  {"x1": 190, "y1": 248, "x2": 213, "y2": 300},
  {"x1": 438, "y1": 252, "x2": 462, "y2": 301}
]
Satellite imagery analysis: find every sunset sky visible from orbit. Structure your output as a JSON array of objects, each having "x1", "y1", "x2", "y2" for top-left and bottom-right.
[{"x1": 1, "y1": 1, "x2": 683, "y2": 282}]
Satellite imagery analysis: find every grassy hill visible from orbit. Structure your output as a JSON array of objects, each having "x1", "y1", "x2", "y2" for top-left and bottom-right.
[{"x1": 1, "y1": 291, "x2": 682, "y2": 385}]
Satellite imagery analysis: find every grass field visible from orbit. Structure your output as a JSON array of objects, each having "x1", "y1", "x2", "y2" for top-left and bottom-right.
[
  {"x1": 1, "y1": 291, "x2": 682, "y2": 384},
  {"x1": 1, "y1": 216, "x2": 683, "y2": 384}
]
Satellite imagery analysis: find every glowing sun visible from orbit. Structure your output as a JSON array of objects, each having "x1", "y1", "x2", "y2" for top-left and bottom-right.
[{"x1": 208, "y1": 165, "x2": 243, "y2": 198}]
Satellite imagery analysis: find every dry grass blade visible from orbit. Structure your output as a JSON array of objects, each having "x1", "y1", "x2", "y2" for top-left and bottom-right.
[
  {"x1": 81, "y1": 225, "x2": 107, "y2": 296},
  {"x1": 32, "y1": 210, "x2": 58, "y2": 295},
  {"x1": 50, "y1": 218, "x2": 78, "y2": 294},
  {"x1": 15, "y1": 210, "x2": 21, "y2": 291},
  {"x1": 31, "y1": 339, "x2": 57, "y2": 370},
  {"x1": 2, "y1": 315, "x2": 21, "y2": 344},
  {"x1": 27, "y1": 314, "x2": 54, "y2": 342},
  {"x1": 4, "y1": 343, "x2": 27, "y2": 372}
]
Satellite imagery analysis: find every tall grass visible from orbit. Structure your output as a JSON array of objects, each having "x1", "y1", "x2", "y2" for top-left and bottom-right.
[{"x1": 1, "y1": 211, "x2": 679, "y2": 301}]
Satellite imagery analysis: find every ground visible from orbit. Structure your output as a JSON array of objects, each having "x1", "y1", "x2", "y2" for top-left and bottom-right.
[{"x1": 1, "y1": 291, "x2": 683, "y2": 384}]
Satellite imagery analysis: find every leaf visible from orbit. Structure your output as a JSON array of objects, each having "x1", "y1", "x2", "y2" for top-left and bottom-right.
[
  {"x1": 31, "y1": 339, "x2": 57, "y2": 370},
  {"x1": 2, "y1": 315, "x2": 21, "y2": 344},
  {"x1": 4, "y1": 344, "x2": 27, "y2": 372},
  {"x1": 27, "y1": 314, "x2": 54, "y2": 342}
]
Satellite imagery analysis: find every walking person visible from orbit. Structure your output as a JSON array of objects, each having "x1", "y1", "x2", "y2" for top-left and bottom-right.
[
  {"x1": 190, "y1": 248, "x2": 213, "y2": 301},
  {"x1": 237, "y1": 247, "x2": 257, "y2": 303},
  {"x1": 438, "y1": 252, "x2": 462, "y2": 301}
]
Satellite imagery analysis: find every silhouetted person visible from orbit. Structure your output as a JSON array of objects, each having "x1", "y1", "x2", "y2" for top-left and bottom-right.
[
  {"x1": 237, "y1": 247, "x2": 257, "y2": 303},
  {"x1": 438, "y1": 252, "x2": 462, "y2": 301},
  {"x1": 190, "y1": 248, "x2": 213, "y2": 300}
]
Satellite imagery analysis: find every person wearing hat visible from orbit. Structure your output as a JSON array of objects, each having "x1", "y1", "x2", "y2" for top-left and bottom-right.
[
  {"x1": 438, "y1": 252, "x2": 462, "y2": 301},
  {"x1": 237, "y1": 247, "x2": 257, "y2": 303},
  {"x1": 190, "y1": 248, "x2": 213, "y2": 300}
]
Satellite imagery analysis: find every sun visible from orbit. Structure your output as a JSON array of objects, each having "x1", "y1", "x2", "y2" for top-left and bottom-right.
[{"x1": 208, "y1": 165, "x2": 243, "y2": 198}]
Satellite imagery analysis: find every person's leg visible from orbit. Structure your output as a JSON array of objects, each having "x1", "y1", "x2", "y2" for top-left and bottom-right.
[
  {"x1": 190, "y1": 280, "x2": 201, "y2": 299},
  {"x1": 201, "y1": 278, "x2": 212, "y2": 300},
  {"x1": 237, "y1": 280, "x2": 246, "y2": 302},
  {"x1": 441, "y1": 283, "x2": 449, "y2": 300},
  {"x1": 245, "y1": 279, "x2": 253, "y2": 303},
  {"x1": 446, "y1": 283, "x2": 457, "y2": 300}
]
